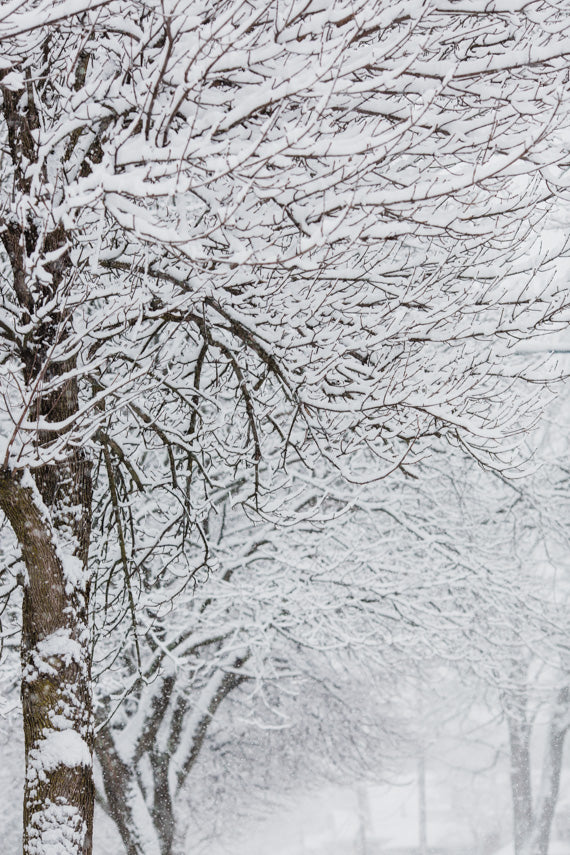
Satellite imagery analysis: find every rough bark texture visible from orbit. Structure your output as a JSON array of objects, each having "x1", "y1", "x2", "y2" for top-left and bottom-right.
[
  {"x1": 96, "y1": 728, "x2": 147, "y2": 855},
  {"x1": 0, "y1": 462, "x2": 94, "y2": 855},
  {"x1": 1, "y1": 64, "x2": 95, "y2": 855}
]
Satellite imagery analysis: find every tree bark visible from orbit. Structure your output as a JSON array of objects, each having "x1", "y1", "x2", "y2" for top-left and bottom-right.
[
  {"x1": 96, "y1": 656, "x2": 248, "y2": 855},
  {"x1": 1, "y1": 58, "x2": 96, "y2": 853},
  {"x1": 506, "y1": 680, "x2": 570, "y2": 855},
  {"x1": 96, "y1": 727, "x2": 161, "y2": 855},
  {"x1": 527, "y1": 686, "x2": 569, "y2": 855},
  {"x1": 507, "y1": 710, "x2": 533, "y2": 855},
  {"x1": 150, "y1": 750, "x2": 176, "y2": 855},
  {"x1": 0, "y1": 460, "x2": 94, "y2": 855}
]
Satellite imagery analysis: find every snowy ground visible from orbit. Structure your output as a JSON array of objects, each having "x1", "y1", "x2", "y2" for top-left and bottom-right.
[
  {"x1": 201, "y1": 772, "x2": 504, "y2": 855},
  {"x1": 3, "y1": 722, "x2": 568, "y2": 855}
]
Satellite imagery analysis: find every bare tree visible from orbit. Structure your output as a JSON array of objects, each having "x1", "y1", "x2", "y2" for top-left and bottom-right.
[
  {"x1": 1, "y1": 1, "x2": 570, "y2": 853},
  {"x1": 89, "y1": 434, "x2": 570, "y2": 855}
]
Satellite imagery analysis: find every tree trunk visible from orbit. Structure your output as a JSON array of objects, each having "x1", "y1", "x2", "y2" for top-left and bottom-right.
[
  {"x1": 150, "y1": 750, "x2": 176, "y2": 855},
  {"x1": 96, "y1": 741, "x2": 174, "y2": 855},
  {"x1": 0, "y1": 458, "x2": 94, "y2": 855},
  {"x1": 1, "y1": 59, "x2": 96, "y2": 855},
  {"x1": 527, "y1": 686, "x2": 569, "y2": 855},
  {"x1": 356, "y1": 784, "x2": 369, "y2": 855},
  {"x1": 96, "y1": 657, "x2": 249, "y2": 855},
  {"x1": 96, "y1": 728, "x2": 162, "y2": 855},
  {"x1": 508, "y1": 712, "x2": 533, "y2": 855},
  {"x1": 17, "y1": 332, "x2": 94, "y2": 855},
  {"x1": 418, "y1": 753, "x2": 428, "y2": 855}
]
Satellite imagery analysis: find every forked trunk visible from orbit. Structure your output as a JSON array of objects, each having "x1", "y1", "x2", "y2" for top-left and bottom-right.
[
  {"x1": 507, "y1": 683, "x2": 570, "y2": 855},
  {"x1": 95, "y1": 657, "x2": 248, "y2": 855},
  {"x1": 526, "y1": 686, "x2": 569, "y2": 855}
]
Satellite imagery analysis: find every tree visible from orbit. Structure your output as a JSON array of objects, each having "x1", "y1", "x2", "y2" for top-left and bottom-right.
[
  {"x1": 1, "y1": 2, "x2": 570, "y2": 853},
  {"x1": 90, "y1": 476, "x2": 419, "y2": 855},
  {"x1": 403, "y1": 411, "x2": 570, "y2": 855},
  {"x1": 89, "y1": 433, "x2": 569, "y2": 855},
  {"x1": 500, "y1": 423, "x2": 570, "y2": 855}
]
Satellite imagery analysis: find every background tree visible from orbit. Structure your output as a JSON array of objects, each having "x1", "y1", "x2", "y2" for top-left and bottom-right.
[{"x1": 86, "y1": 423, "x2": 570, "y2": 855}]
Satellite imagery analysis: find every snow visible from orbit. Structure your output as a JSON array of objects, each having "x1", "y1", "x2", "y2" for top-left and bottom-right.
[
  {"x1": 199, "y1": 779, "x2": 477, "y2": 855},
  {"x1": 25, "y1": 801, "x2": 87, "y2": 855},
  {"x1": 1, "y1": 1, "x2": 570, "y2": 853},
  {"x1": 60, "y1": 553, "x2": 85, "y2": 594},
  {"x1": 29, "y1": 731, "x2": 92, "y2": 774},
  {"x1": 35, "y1": 629, "x2": 83, "y2": 671},
  {"x1": 0, "y1": 70, "x2": 24, "y2": 90},
  {"x1": 493, "y1": 843, "x2": 570, "y2": 855},
  {"x1": 18, "y1": 468, "x2": 51, "y2": 524}
]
